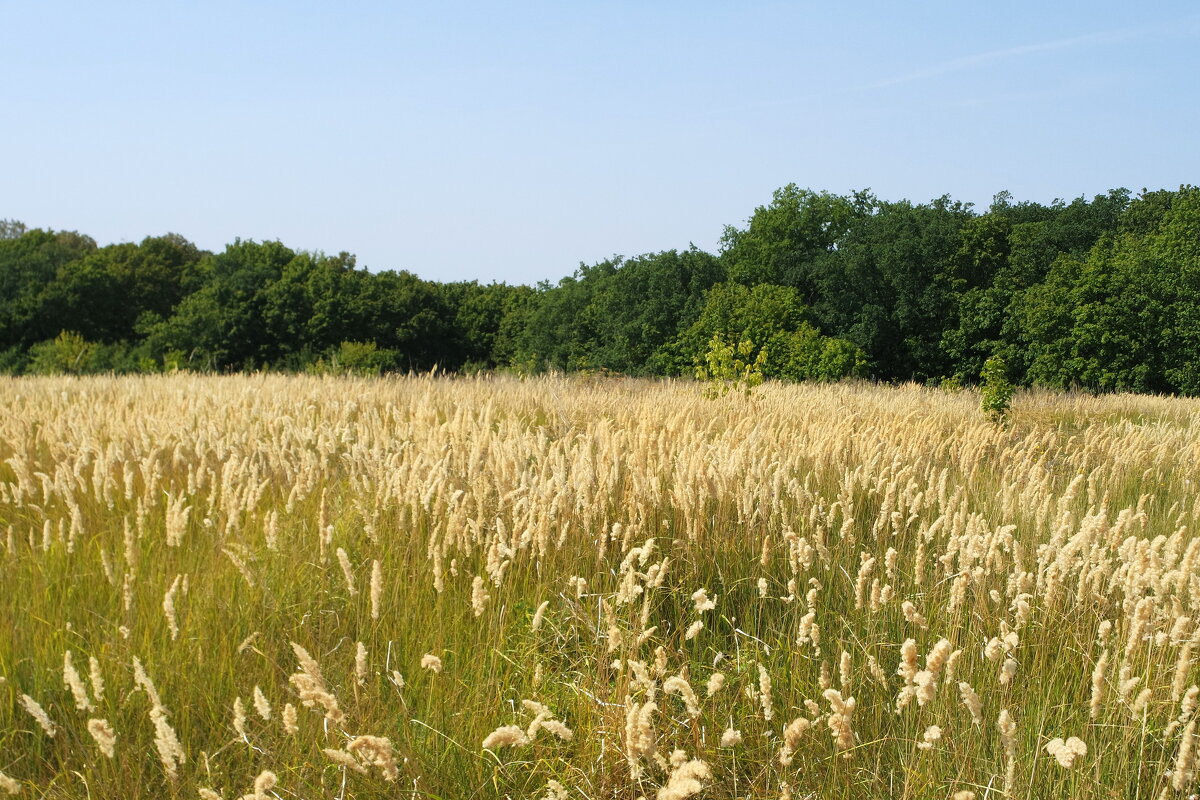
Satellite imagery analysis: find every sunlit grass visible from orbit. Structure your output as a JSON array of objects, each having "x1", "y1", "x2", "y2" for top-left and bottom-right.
[{"x1": 0, "y1": 373, "x2": 1199, "y2": 799}]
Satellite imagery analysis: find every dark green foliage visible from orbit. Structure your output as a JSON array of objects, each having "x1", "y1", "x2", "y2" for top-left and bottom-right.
[
  {"x1": 138, "y1": 239, "x2": 299, "y2": 369},
  {"x1": 1012, "y1": 187, "x2": 1200, "y2": 394},
  {"x1": 0, "y1": 229, "x2": 98, "y2": 349},
  {"x1": 39, "y1": 235, "x2": 205, "y2": 345},
  {"x1": 720, "y1": 185, "x2": 872, "y2": 293},
  {"x1": 776, "y1": 196, "x2": 972, "y2": 382},
  {"x1": 509, "y1": 248, "x2": 724, "y2": 374},
  {"x1": 2, "y1": 185, "x2": 1199, "y2": 394}
]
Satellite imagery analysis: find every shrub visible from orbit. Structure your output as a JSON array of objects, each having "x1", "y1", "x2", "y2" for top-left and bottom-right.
[
  {"x1": 980, "y1": 355, "x2": 1014, "y2": 422},
  {"x1": 695, "y1": 334, "x2": 767, "y2": 398},
  {"x1": 27, "y1": 331, "x2": 97, "y2": 375},
  {"x1": 309, "y1": 341, "x2": 400, "y2": 376}
]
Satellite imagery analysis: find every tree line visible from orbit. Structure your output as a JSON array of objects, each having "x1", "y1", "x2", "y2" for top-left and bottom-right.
[{"x1": 1, "y1": 183, "x2": 1198, "y2": 394}]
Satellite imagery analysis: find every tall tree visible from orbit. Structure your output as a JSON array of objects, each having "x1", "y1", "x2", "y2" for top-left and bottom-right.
[
  {"x1": 719, "y1": 185, "x2": 872, "y2": 296},
  {"x1": 141, "y1": 239, "x2": 298, "y2": 369},
  {"x1": 0, "y1": 229, "x2": 97, "y2": 349},
  {"x1": 813, "y1": 197, "x2": 972, "y2": 380}
]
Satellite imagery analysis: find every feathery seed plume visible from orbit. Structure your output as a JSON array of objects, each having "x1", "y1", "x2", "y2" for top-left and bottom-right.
[
  {"x1": 998, "y1": 709, "x2": 1017, "y2": 793},
  {"x1": 471, "y1": 575, "x2": 490, "y2": 617},
  {"x1": 369, "y1": 558, "x2": 383, "y2": 620},
  {"x1": 917, "y1": 725, "x2": 941, "y2": 750},
  {"x1": 1174, "y1": 719, "x2": 1197, "y2": 790},
  {"x1": 63, "y1": 650, "x2": 93, "y2": 711},
  {"x1": 1045, "y1": 736, "x2": 1087, "y2": 768},
  {"x1": 336, "y1": 547, "x2": 357, "y2": 595},
  {"x1": 282, "y1": 703, "x2": 299, "y2": 734},
  {"x1": 347, "y1": 735, "x2": 400, "y2": 780},
  {"x1": 324, "y1": 748, "x2": 367, "y2": 773},
  {"x1": 691, "y1": 588, "x2": 716, "y2": 613},
  {"x1": 88, "y1": 656, "x2": 105, "y2": 703},
  {"x1": 780, "y1": 717, "x2": 811, "y2": 765},
  {"x1": 1090, "y1": 649, "x2": 1109, "y2": 719},
  {"x1": 759, "y1": 664, "x2": 775, "y2": 721},
  {"x1": 824, "y1": 689, "x2": 855, "y2": 754},
  {"x1": 355, "y1": 641, "x2": 369, "y2": 686},
  {"x1": 253, "y1": 686, "x2": 271, "y2": 721},
  {"x1": 656, "y1": 758, "x2": 710, "y2": 800},
  {"x1": 482, "y1": 725, "x2": 530, "y2": 749},
  {"x1": 19, "y1": 695, "x2": 55, "y2": 738},
  {"x1": 531, "y1": 600, "x2": 550, "y2": 631},
  {"x1": 663, "y1": 675, "x2": 702, "y2": 718},
  {"x1": 232, "y1": 696, "x2": 248, "y2": 739},
  {"x1": 958, "y1": 682, "x2": 983, "y2": 726},
  {"x1": 163, "y1": 574, "x2": 183, "y2": 640},
  {"x1": 87, "y1": 718, "x2": 116, "y2": 758},
  {"x1": 248, "y1": 770, "x2": 276, "y2": 800}
]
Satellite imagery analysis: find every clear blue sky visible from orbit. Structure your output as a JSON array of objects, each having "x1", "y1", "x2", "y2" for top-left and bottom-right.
[{"x1": 4, "y1": 2, "x2": 1198, "y2": 285}]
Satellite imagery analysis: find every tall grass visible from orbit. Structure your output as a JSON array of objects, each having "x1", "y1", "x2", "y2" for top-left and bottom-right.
[{"x1": 0, "y1": 373, "x2": 1199, "y2": 799}]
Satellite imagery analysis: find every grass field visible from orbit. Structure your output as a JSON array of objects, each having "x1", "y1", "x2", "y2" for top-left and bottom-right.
[{"x1": 2, "y1": 374, "x2": 1200, "y2": 799}]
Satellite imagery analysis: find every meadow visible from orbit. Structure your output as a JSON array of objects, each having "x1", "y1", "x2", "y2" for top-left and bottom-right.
[{"x1": 1, "y1": 374, "x2": 1199, "y2": 799}]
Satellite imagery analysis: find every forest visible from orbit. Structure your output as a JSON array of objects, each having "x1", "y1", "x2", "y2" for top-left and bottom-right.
[{"x1": 2, "y1": 183, "x2": 1198, "y2": 394}]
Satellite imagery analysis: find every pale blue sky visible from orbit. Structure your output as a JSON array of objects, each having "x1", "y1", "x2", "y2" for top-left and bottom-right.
[{"x1": 4, "y1": 2, "x2": 1198, "y2": 285}]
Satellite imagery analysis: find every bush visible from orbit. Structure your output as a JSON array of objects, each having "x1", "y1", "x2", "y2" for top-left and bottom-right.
[
  {"x1": 27, "y1": 331, "x2": 97, "y2": 375},
  {"x1": 0, "y1": 347, "x2": 28, "y2": 375},
  {"x1": 26, "y1": 332, "x2": 158, "y2": 375},
  {"x1": 696, "y1": 334, "x2": 767, "y2": 398},
  {"x1": 308, "y1": 341, "x2": 400, "y2": 376},
  {"x1": 980, "y1": 355, "x2": 1014, "y2": 422}
]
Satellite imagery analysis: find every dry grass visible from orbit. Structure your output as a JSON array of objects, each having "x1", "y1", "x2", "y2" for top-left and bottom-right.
[{"x1": 1, "y1": 373, "x2": 1199, "y2": 799}]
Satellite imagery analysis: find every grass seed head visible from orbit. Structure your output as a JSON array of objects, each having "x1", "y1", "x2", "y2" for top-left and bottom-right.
[
  {"x1": 482, "y1": 725, "x2": 531, "y2": 749},
  {"x1": 19, "y1": 694, "x2": 55, "y2": 738},
  {"x1": 1045, "y1": 736, "x2": 1087, "y2": 768},
  {"x1": 87, "y1": 718, "x2": 116, "y2": 759}
]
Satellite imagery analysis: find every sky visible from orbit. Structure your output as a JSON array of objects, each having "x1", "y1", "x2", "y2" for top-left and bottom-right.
[{"x1": 3, "y1": 2, "x2": 1199, "y2": 286}]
